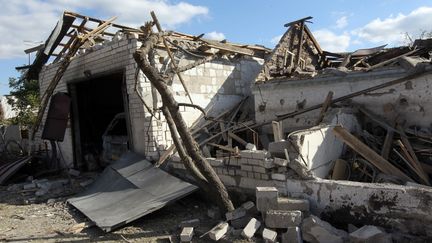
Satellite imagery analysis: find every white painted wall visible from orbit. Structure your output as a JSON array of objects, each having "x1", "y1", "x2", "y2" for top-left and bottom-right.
[
  {"x1": 252, "y1": 67, "x2": 432, "y2": 130},
  {"x1": 289, "y1": 109, "x2": 359, "y2": 178}
]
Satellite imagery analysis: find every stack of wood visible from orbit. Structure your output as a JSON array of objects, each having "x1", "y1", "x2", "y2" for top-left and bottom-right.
[{"x1": 332, "y1": 106, "x2": 432, "y2": 186}]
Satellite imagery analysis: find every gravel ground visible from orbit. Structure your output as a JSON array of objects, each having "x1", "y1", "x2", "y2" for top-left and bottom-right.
[{"x1": 0, "y1": 176, "x2": 256, "y2": 243}]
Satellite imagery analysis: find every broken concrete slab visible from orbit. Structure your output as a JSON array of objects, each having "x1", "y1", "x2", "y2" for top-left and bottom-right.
[
  {"x1": 180, "y1": 227, "x2": 194, "y2": 242},
  {"x1": 209, "y1": 222, "x2": 229, "y2": 241},
  {"x1": 265, "y1": 210, "x2": 302, "y2": 228},
  {"x1": 262, "y1": 228, "x2": 277, "y2": 242},
  {"x1": 282, "y1": 227, "x2": 303, "y2": 243},
  {"x1": 241, "y1": 218, "x2": 261, "y2": 239},
  {"x1": 301, "y1": 215, "x2": 348, "y2": 243},
  {"x1": 286, "y1": 178, "x2": 432, "y2": 237},
  {"x1": 349, "y1": 225, "x2": 392, "y2": 243}
]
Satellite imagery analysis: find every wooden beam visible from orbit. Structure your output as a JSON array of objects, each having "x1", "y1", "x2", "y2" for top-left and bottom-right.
[
  {"x1": 367, "y1": 48, "x2": 419, "y2": 71},
  {"x1": 228, "y1": 132, "x2": 247, "y2": 146},
  {"x1": 207, "y1": 143, "x2": 237, "y2": 153},
  {"x1": 333, "y1": 126, "x2": 412, "y2": 181},
  {"x1": 396, "y1": 140, "x2": 430, "y2": 185},
  {"x1": 315, "y1": 91, "x2": 333, "y2": 125},
  {"x1": 272, "y1": 121, "x2": 283, "y2": 142},
  {"x1": 381, "y1": 128, "x2": 394, "y2": 160},
  {"x1": 397, "y1": 124, "x2": 430, "y2": 185}
]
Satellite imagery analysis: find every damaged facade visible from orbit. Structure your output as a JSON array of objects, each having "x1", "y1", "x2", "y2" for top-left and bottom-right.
[{"x1": 7, "y1": 11, "x2": 432, "y2": 242}]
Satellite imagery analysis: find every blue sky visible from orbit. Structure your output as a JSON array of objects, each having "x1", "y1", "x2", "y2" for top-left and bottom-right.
[{"x1": 1, "y1": 0, "x2": 432, "y2": 95}]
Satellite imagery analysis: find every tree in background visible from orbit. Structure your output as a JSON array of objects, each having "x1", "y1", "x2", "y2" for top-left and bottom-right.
[{"x1": 7, "y1": 76, "x2": 40, "y2": 126}]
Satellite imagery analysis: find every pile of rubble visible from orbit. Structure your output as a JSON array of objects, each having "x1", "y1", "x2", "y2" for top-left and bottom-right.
[{"x1": 178, "y1": 186, "x2": 393, "y2": 242}]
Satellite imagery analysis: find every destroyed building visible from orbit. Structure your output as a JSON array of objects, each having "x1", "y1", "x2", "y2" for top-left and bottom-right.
[{"x1": 4, "y1": 11, "x2": 432, "y2": 242}]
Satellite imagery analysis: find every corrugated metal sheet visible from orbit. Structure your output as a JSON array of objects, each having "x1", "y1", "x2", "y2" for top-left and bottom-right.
[{"x1": 68, "y1": 152, "x2": 197, "y2": 232}]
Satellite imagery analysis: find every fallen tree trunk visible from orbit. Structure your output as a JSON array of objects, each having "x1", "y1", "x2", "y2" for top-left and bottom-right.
[{"x1": 134, "y1": 32, "x2": 234, "y2": 212}]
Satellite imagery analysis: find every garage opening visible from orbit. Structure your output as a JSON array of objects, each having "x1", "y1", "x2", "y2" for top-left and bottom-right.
[{"x1": 70, "y1": 72, "x2": 130, "y2": 170}]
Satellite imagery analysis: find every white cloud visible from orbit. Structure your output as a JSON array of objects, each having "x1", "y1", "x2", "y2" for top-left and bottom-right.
[
  {"x1": 352, "y1": 6, "x2": 432, "y2": 45},
  {"x1": 335, "y1": 16, "x2": 348, "y2": 29},
  {"x1": 313, "y1": 29, "x2": 350, "y2": 52},
  {"x1": 270, "y1": 35, "x2": 282, "y2": 45},
  {"x1": 0, "y1": 0, "x2": 209, "y2": 59},
  {"x1": 204, "y1": 31, "x2": 226, "y2": 41}
]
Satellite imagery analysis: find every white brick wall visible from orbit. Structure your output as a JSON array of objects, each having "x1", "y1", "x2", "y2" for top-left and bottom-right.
[{"x1": 38, "y1": 35, "x2": 263, "y2": 165}]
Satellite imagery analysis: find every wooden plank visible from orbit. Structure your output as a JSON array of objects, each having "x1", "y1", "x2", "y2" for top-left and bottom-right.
[
  {"x1": 421, "y1": 162, "x2": 432, "y2": 174},
  {"x1": 200, "y1": 39, "x2": 255, "y2": 56},
  {"x1": 315, "y1": 91, "x2": 333, "y2": 125},
  {"x1": 381, "y1": 128, "x2": 394, "y2": 160},
  {"x1": 272, "y1": 121, "x2": 283, "y2": 142},
  {"x1": 396, "y1": 140, "x2": 429, "y2": 184},
  {"x1": 207, "y1": 143, "x2": 237, "y2": 153},
  {"x1": 397, "y1": 124, "x2": 430, "y2": 185},
  {"x1": 228, "y1": 132, "x2": 247, "y2": 146},
  {"x1": 367, "y1": 49, "x2": 419, "y2": 71},
  {"x1": 333, "y1": 126, "x2": 412, "y2": 181}
]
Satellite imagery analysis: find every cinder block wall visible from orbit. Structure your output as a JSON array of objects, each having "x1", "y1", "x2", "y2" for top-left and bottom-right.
[{"x1": 37, "y1": 35, "x2": 263, "y2": 166}]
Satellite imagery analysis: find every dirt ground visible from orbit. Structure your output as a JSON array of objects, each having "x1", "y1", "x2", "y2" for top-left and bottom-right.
[{"x1": 0, "y1": 177, "x2": 255, "y2": 243}]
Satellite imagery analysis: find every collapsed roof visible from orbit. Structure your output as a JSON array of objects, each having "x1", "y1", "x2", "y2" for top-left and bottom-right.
[
  {"x1": 21, "y1": 11, "x2": 271, "y2": 81},
  {"x1": 255, "y1": 16, "x2": 432, "y2": 82}
]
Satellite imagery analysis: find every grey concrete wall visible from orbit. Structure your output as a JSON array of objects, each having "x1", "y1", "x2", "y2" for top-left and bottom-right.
[
  {"x1": 252, "y1": 68, "x2": 432, "y2": 131},
  {"x1": 286, "y1": 178, "x2": 432, "y2": 237}
]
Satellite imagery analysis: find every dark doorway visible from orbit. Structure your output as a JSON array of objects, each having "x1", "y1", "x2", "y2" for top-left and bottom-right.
[{"x1": 70, "y1": 72, "x2": 129, "y2": 170}]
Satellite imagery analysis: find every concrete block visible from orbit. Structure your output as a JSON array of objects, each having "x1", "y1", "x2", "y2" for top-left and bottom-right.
[
  {"x1": 23, "y1": 183, "x2": 37, "y2": 190},
  {"x1": 256, "y1": 187, "x2": 278, "y2": 212},
  {"x1": 253, "y1": 166, "x2": 267, "y2": 173},
  {"x1": 302, "y1": 215, "x2": 348, "y2": 243},
  {"x1": 276, "y1": 197, "x2": 310, "y2": 212},
  {"x1": 268, "y1": 140, "x2": 290, "y2": 158},
  {"x1": 207, "y1": 158, "x2": 224, "y2": 167},
  {"x1": 241, "y1": 201, "x2": 255, "y2": 211},
  {"x1": 241, "y1": 218, "x2": 261, "y2": 239},
  {"x1": 241, "y1": 164, "x2": 253, "y2": 172},
  {"x1": 245, "y1": 143, "x2": 256, "y2": 150},
  {"x1": 282, "y1": 227, "x2": 303, "y2": 243},
  {"x1": 265, "y1": 210, "x2": 302, "y2": 228},
  {"x1": 271, "y1": 173, "x2": 287, "y2": 181},
  {"x1": 209, "y1": 222, "x2": 229, "y2": 241},
  {"x1": 263, "y1": 158, "x2": 275, "y2": 168},
  {"x1": 226, "y1": 207, "x2": 247, "y2": 221},
  {"x1": 180, "y1": 227, "x2": 194, "y2": 242},
  {"x1": 262, "y1": 228, "x2": 278, "y2": 242},
  {"x1": 179, "y1": 219, "x2": 200, "y2": 228},
  {"x1": 274, "y1": 157, "x2": 288, "y2": 167},
  {"x1": 349, "y1": 225, "x2": 391, "y2": 243}
]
